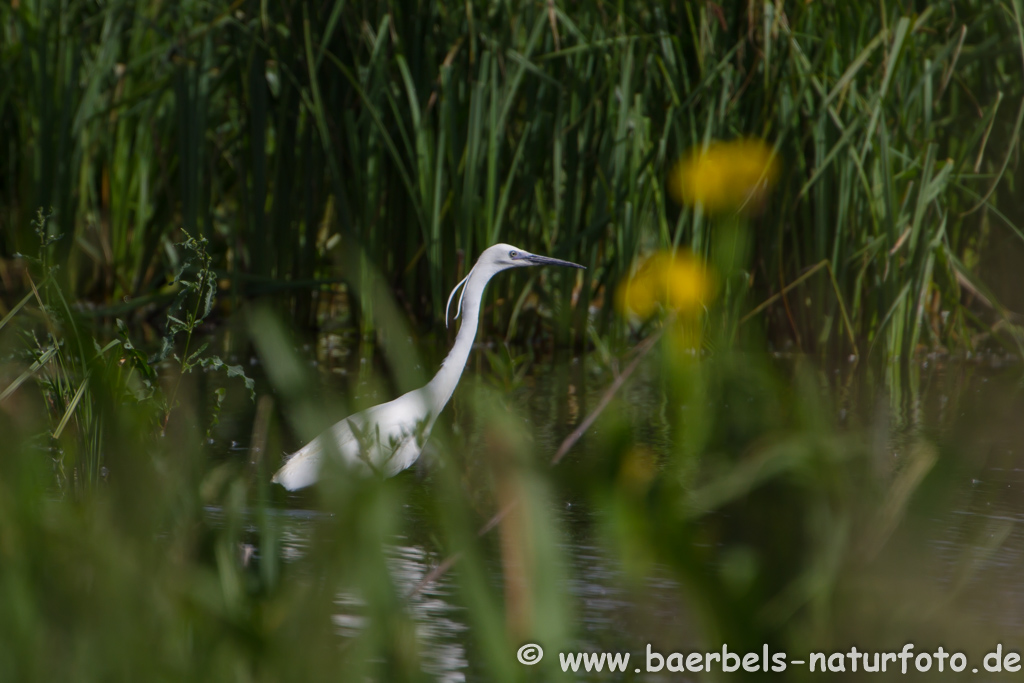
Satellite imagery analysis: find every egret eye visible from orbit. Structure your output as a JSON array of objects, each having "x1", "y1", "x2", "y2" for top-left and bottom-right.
[{"x1": 509, "y1": 250, "x2": 518, "y2": 259}]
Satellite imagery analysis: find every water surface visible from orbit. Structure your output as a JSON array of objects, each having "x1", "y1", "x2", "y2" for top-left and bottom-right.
[{"x1": 226, "y1": 353, "x2": 1024, "y2": 681}]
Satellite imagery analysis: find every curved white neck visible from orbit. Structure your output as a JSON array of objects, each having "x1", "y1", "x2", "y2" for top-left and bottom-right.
[{"x1": 425, "y1": 267, "x2": 492, "y2": 418}]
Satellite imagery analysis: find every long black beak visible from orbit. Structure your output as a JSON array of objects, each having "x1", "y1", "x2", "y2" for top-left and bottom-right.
[{"x1": 524, "y1": 254, "x2": 586, "y2": 269}]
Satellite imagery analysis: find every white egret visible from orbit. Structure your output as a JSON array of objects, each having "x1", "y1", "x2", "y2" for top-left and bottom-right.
[{"x1": 272, "y1": 243, "x2": 584, "y2": 490}]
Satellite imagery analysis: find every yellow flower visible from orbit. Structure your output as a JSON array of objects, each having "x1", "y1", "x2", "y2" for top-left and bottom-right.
[
  {"x1": 618, "y1": 446, "x2": 658, "y2": 494},
  {"x1": 616, "y1": 251, "x2": 714, "y2": 319},
  {"x1": 669, "y1": 138, "x2": 778, "y2": 215}
]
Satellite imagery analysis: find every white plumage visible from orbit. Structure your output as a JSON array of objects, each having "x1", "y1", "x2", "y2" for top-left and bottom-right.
[{"x1": 272, "y1": 243, "x2": 584, "y2": 490}]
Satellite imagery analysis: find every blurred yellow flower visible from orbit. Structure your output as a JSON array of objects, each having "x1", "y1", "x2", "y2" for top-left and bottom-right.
[
  {"x1": 619, "y1": 446, "x2": 658, "y2": 494},
  {"x1": 669, "y1": 138, "x2": 778, "y2": 214},
  {"x1": 616, "y1": 251, "x2": 714, "y2": 319}
]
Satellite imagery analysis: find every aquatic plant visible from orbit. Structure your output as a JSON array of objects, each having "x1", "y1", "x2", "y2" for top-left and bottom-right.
[
  {"x1": 2, "y1": 0, "x2": 1022, "y2": 357},
  {"x1": 668, "y1": 138, "x2": 779, "y2": 216},
  {"x1": 616, "y1": 250, "x2": 715, "y2": 320}
]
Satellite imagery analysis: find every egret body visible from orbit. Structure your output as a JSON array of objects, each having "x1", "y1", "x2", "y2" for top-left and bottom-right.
[{"x1": 272, "y1": 244, "x2": 584, "y2": 490}]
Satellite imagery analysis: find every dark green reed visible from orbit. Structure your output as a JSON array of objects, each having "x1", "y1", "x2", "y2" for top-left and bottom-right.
[{"x1": 2, "y1": 1, "x2": 1023, "y2": 356}]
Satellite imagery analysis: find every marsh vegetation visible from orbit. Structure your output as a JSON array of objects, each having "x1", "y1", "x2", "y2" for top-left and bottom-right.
[{"x1": 2, "y1": 1, "x2": 1024, "y2": 680}]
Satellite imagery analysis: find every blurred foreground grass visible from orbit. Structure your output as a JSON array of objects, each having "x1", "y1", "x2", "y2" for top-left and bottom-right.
[{"x1": 2, "y1": 262, "x2": 1023, "y2": 681}]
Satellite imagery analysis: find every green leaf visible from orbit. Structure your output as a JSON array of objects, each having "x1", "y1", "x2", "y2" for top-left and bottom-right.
[{"x1": 198, "y1": 356, "x2": 257, "y2": 401}]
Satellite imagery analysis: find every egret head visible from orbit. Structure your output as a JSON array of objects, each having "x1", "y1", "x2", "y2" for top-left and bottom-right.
[
  {"x1": 446, "y1": 244, "x2": 585, "y2": 326},
  {"x1": 478, "y1": 243, "x2": 586, "y2": 274}
]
